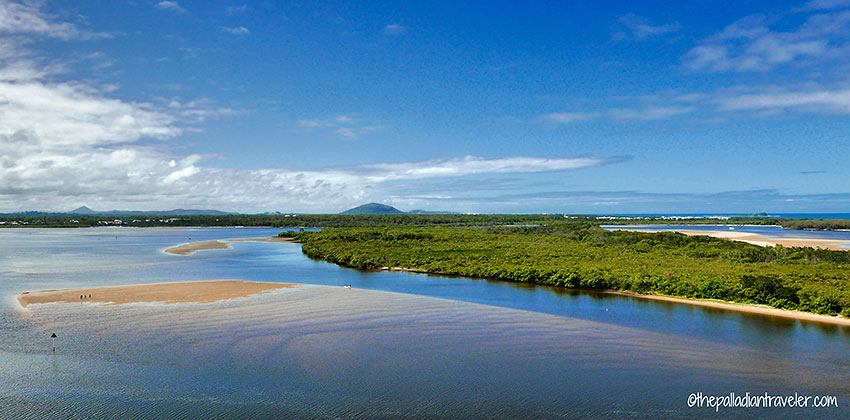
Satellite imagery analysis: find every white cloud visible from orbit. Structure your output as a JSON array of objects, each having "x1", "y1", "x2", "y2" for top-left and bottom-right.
[
  {"x1": 334, "y1": 125, "x2": 381, "y2": 138},
  {"x1": 799, "y1": 0, "x2": 850, "y2": 11},
  {"x1": 0, "y1": 0, "x2": 78, "y2": 39},
  {"x1": 536, "y1": 106, "x2": 693, "y2": 124},
  {"x1": 615, "y1": 13, "x2": 681, "y2": 40},
  {"x1": 718, "y1": 88, "x2": 850, "y2": 113},
  {"x1": 296, "y1": 114, "x2": 381, "y2": 139},
  {"x1": 383, "y1": 24, "x2": 406, "y2": 35},
  {"x1": 226, "y1": 4, "x2": 248, "y2": 15},
  {"x1": 537, "y1": 112, "x2": 597, "y2": 124},
  {"x1": 359, "y1": 156, "x2": 616, "y2": 182},
  {"x1": 684, "y1": 10, "x2": 850, "y2": 71},
  {"x1": 221, "y1": 26, "x2": 250, "y2": 35},
  {"x1": 607, "y1": 106, "x2": 695, "y2": 120},
  {"x1": 154, "y1": 1, "x2": 187, "y2": 14}
]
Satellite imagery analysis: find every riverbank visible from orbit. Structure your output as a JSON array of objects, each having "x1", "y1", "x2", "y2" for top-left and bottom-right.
[
  {"x1": 17, "y1": 280, "x2": 298, "y2": 307},
  {"x1": 604, "y1": 226, "x2": 850, "y2": 250}
]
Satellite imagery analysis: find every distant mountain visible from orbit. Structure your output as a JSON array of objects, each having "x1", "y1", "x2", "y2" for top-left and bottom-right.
[
  {"x1": 339, "y1": 203, "x2": 457, "y2": 215},
  {"x1": 340, "y1": 203, "x2": 404, "y2": 215},
  {"x1": 70, "y1": 206, "x2": 97, "y2": 215}
]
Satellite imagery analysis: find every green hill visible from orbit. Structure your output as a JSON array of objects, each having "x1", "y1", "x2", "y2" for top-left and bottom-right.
[{"x1": 340, "y1": 203, "x2": 404, "y2": 215}]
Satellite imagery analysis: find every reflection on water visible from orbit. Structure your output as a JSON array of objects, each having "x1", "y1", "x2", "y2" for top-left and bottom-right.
[{"x1": 1, "y1": 228, "x2": 849, "y2": 419}]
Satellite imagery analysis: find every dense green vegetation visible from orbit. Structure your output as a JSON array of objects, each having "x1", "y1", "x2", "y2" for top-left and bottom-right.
[
  {"x1": 290, "y1": 224, "x2": 850, "y2": 317},
  {"x1": 781, "y1": 219, "x2": 850, "y2": 231}
]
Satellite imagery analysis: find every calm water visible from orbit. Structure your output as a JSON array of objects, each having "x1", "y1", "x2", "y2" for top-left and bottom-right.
[{"x1": 1, "y1": 228, "x2": 848, "y2": 419}]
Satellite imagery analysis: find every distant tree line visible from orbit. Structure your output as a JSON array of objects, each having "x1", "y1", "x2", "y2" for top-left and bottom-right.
[{"x1": 3, "y1": 213, "x2": 849, "y2": 231}]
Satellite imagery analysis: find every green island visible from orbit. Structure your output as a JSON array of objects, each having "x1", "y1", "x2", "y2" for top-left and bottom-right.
[{"x1": 287, "y1": 223, "x2": 850, "y2": 317}]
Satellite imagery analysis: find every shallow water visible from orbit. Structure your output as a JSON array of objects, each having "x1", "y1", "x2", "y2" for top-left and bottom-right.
[{"x1": 1, "y1": 228, "x2": 848, "y2": 419}]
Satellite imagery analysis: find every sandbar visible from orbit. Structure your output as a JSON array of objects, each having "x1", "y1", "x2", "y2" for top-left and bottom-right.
[
  {"x1": 17, "y1": 280, "x2": 298, "y2": 308},
  {"x1": 165, "y1": 237, "x2": 297, "y2": 255},
  {"x1": 610, "y1": 291, "x2": 850, "y2": 326},
  {"x1": 165, "y1": 240, "x2": 232, "y2": 255},
  {"x1": 606, "y1": 227, "x2": 850, "y2": 250}
]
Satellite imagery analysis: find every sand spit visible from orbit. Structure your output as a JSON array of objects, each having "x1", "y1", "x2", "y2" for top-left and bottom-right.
[
  {"x1": 606, "y1": 227, "x2": 850, "y2": 250},
  {"x1": 17, "y1": 280, "x2": 298, "y2": 308},
  {"x1": 610, "y1": 291, "x2": 850, "y2": 326}
]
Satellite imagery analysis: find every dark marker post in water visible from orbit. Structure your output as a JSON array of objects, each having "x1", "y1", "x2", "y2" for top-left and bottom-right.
[{"x1": 50, "y1": 333, "x2": 57, "y2": 352}]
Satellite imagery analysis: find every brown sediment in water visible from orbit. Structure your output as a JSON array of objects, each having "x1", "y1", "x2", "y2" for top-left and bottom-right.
[
  {"x1": 608, "y1": 291, "x2": 850, "y2": 326},
  {"x1": 606, "y1": 227, "x2": 850, "y2": 251},
  {"x1": 16, "y1": 280, "x2": 299, "y2": 308}
]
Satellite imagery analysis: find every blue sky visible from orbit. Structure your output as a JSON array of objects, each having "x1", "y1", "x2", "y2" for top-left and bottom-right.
[{"x1": 1, "y1": 0, "x2": 849, "y2": 213}]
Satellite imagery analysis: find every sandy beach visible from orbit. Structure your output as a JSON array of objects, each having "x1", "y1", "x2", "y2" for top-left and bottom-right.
[
  {"x1": 17, "y1": 280, "x2": 298, "y2": 307},
  {"x1": 606, "y1": 227, "x2": 850, "y2": 250},
  {"x1": 610, "y1": 291, "x2": 850, "y2": 326}
]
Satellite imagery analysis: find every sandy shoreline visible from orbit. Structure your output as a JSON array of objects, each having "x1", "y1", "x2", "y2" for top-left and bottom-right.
[
  {"x1": 605, "y1": 227, "x2": 850, "y2": 250},
  {"x1": 228, "y1": 236, "x2": 298, "y2": 243},
  {"x1": 609, "y1": 291, "x2": 850, "y2": 326},
  {"x1": 376, "y1": 264, "x2": 850, "y2": 326},
  {"x1": 165, "y1": 236, "x2": 297, "y2": 255},
  {"x1": 17, "y1": 280, "x2": 298, "y2": 308}
]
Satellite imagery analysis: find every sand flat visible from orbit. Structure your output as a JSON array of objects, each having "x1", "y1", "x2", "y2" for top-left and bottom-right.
[
  {"x1": 608, "y1": 227, "x2": 850, "y2": 250},
  {"x1": 17, "y1": 280, "x2": 298, "y2": 307}
]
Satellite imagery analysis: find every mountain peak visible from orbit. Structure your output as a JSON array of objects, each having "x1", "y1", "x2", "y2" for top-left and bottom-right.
[
  {"x1": 69, "y1": 206, "x2": 96, "y2": 214},
  {"x1": 340, "y1": 203, "x2": 404, "y2": 215}
]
